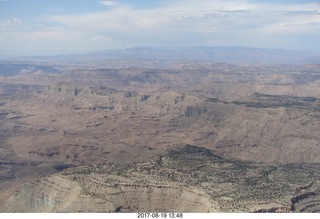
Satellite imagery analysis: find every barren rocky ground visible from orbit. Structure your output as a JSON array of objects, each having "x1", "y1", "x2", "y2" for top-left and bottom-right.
[{"x1": 1, "y1": 59, "x2": 320, "y2": 212}]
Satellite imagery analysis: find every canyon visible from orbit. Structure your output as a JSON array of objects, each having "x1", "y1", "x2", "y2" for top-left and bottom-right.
[{"x1": 1, "y1": 48, "x2": 320, "y2": 212}]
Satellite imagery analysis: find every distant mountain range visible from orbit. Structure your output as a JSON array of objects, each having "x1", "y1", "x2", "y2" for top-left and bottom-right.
[{"x1": 6, "y1": 46, "x2": 320, "y2": 65}]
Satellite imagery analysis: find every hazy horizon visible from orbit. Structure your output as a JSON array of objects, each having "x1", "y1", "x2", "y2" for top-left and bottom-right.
[{"x1": 1, "y1": 0, "x2": 320, "y2": 56}]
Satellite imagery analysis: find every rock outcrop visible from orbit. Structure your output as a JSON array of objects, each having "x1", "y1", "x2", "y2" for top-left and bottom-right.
[
  {"x1": 3, "y1": 145, "x2": 320, "y2": 213},
  {"x1": 2, "y1": 174, "x2": 216, "y2": 212}
]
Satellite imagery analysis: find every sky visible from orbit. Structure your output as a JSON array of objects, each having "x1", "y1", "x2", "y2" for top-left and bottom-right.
[{"x1": 0, "y1": 0, "x2": 320, "y2": 56}]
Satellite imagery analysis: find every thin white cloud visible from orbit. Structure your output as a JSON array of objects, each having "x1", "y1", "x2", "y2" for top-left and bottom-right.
[
  {"x1": 0, "y1": 17, "x2": 22, "y2": 30},
  {"x1": 48, "y1": 0, "x2": 320, "y2": 34},
  {"x1": 263, "y1": 20, "x2": 320, "y2": 34},
  {"x1": 100, "y1": 0, "x2": 118, "y2": 7},
  {"x1": 90, "y1": 35, "x2": 111, "y2": 42},
  {"x1": 1, "y1": 0, "x2": 320, "y2": 55}
]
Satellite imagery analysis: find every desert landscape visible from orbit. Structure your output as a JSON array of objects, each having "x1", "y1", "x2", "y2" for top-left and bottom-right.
[{"x1": 1, "y1": 47, "x2": 320, "y2": 212}]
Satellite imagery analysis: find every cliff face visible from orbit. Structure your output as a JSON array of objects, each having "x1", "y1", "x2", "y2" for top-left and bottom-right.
[
  {"x1": 184, "y1": 106, "x2": 208, "y2": 117},
  {"x1": 3, "y1": 145, "x2": 320, "y2": 213},
  {"x1": 41, "y1": 84, "x2": 92, "y2": 103},
  {"x1": 2, "y1": 174, "x2": 216, "y2": 213},
  {"x1": 3, "y1": 175, "x2": 115, "y2": 212}
]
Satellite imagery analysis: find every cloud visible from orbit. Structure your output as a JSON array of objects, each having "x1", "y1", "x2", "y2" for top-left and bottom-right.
[
  {"x1": 90, "y1": 35, "x2": 111, "y2": 42},
  {"x1": 263, "y1": 20, "x2": 320, "y2": 34},
  {"x1": 0, "y1": 17, "x2": 22, "y2": 30},
  {"x1": 48, "y1": 0, "x2": 320, "y2": 34},
  {"x1": 1, "y1": 0, "x2": 320, "y2": 56},
  {"x1": 100, "y1": 0, "x2": 118, "y2": 7},
  {"x1": 39, "y1": 0, "x2": 320, "y2": 51}
]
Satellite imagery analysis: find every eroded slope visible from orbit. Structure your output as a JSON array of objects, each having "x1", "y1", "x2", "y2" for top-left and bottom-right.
[{"x1": 3, "y1": 145, "x2": 320, "y2": 212}]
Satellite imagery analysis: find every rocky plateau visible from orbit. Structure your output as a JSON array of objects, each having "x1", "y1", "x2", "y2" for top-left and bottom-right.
[{"x1": 1, "y1": 56, "x2": 320, "y2": 212}]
